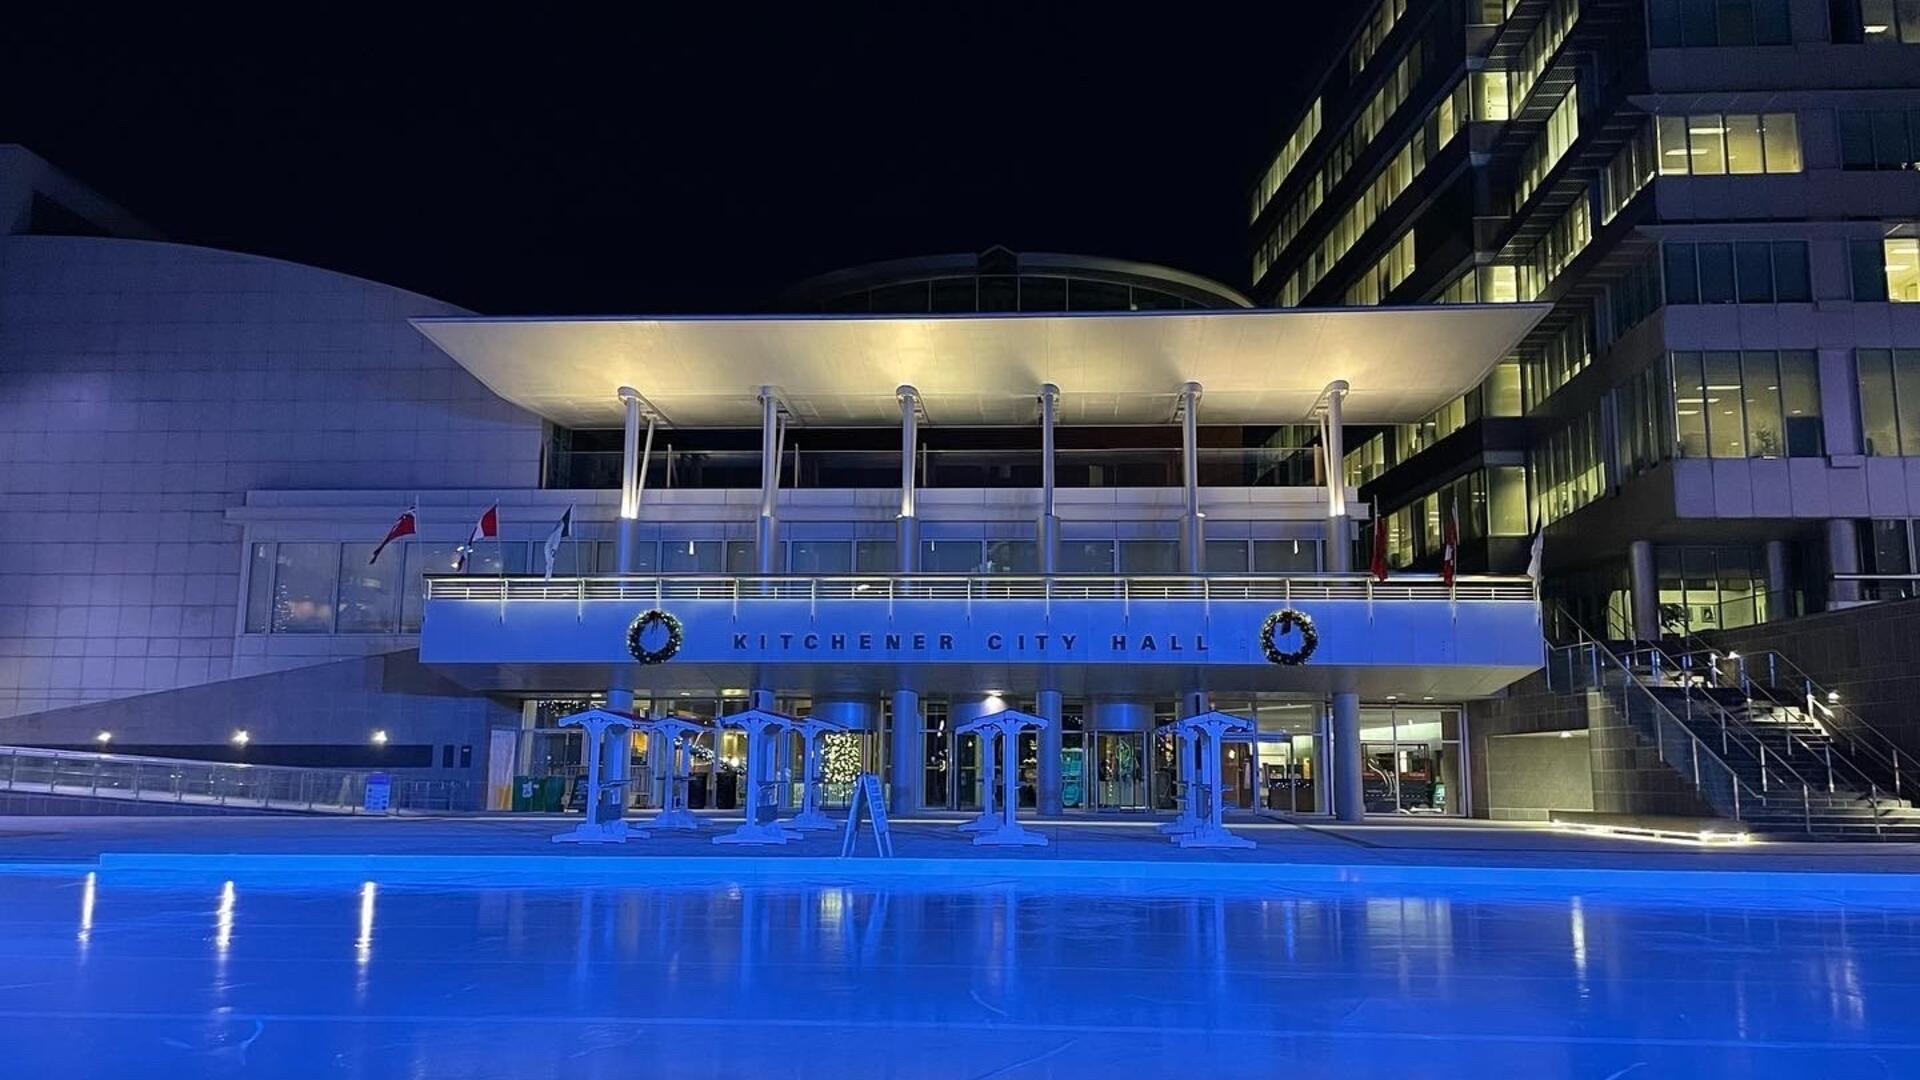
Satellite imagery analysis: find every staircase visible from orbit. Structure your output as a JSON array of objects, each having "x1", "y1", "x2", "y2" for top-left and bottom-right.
[{"x1": 1547, "y1": 620, "x2": 1920, "y2": 841}]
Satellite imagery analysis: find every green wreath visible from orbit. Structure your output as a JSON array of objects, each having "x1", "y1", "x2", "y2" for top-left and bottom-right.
[
  {"x1": 1260, "y1": 608, "x2": 1318, "y2": 666},
  {"x1": 625, "y1": 608, "x2": 684, "y2": 665}
]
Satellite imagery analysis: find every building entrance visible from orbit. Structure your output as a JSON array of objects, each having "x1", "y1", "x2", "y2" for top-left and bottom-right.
[{"x1": 1093, "y1": 732, "x2": 1148, "y2": 810}]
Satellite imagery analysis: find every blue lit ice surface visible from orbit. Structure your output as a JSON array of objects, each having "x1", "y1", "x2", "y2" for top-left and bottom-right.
[{"x1": 4, "y1": 871, "x2": 1918, "y2": 1077}]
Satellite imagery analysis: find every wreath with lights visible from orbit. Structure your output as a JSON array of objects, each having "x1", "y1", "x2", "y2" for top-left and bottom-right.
[
  {"x1": 625, "y1": 608, "x2": 684, "y2": 665},
  {"x1": 1260, "y1": 608, "x2": 1318, "y2": 666}
]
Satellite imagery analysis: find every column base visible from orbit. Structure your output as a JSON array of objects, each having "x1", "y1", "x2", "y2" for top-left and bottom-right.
[
  {"x1": 646, "y1": 808, "x2": 703, "y2": 831},
  {"x1": 553, "y1": 821, "x2": 643, "y2": 844},
  {"x1": 972, "y1": 824, "x2": 1048, "y2": 847},
  {"x1": 711, "y1": 822, "x2": 795, "y2": 845},
  {"x1": 1176, "y1": 824, "x2": 1255, "y2": 850},
  {"x1": 786, "y1": 809, "x2": 837, "y2": 831}
]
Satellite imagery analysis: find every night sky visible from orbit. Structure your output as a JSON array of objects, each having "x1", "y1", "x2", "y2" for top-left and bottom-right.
[{"x1": 1, "y1": 7, "x2": 1348, "y2": 315}]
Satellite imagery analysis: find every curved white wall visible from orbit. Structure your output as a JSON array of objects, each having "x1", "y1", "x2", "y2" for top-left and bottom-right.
[{"x1": 0, "y1": 236, "x2": 545, "y2": 718}]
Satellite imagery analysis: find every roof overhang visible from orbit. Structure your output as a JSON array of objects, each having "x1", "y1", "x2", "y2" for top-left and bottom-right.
[{"x1": 412, "y1": 305, "x2": 1550, "y2": 428}]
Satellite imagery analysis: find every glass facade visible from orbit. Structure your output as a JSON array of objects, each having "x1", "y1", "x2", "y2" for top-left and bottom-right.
[
  {"x1": 1671, "y1": 351, "x2": 1822, "y2": 460},
  {"x1": 1648, "y1": 0, "x2": 1792, "y2": 45},
  {"x1": 1655, "y1": 112, "x2": 1801, "y2": 176}
]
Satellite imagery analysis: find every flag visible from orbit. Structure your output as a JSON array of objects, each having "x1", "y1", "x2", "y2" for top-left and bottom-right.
[
  {"x1": 1441, "y1": 498, "x2": 1460, "y2": 587},
  {"x1": 1525, "y1": 527, "x2": 1545, "y2": 583},
  {"x1": 543, "y1": 505, "x2": 575, "y2": 580},
  {"x1": 369, "y1": 507, "x2": 416, "y2": 565},
  {"x1": 1369, "y1": 498, "x2": 1389, "y2": 582},
  {"x1": 454, "y1": 504, "x2": 499, "y2": 572}
]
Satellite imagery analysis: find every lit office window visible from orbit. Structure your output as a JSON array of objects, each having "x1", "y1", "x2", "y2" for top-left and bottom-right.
[
  {"x1": 1648, "y1": 0, "x2": 1791, "y2": 45},
  {"x1": 1472, "y1": 70, "x2": 1513, "y2": 121},
  {"x1": 1656, "y1": 113, "x2": 1800, "y2": 174},
  {"x1": 1855, "y1": 349, "x2": 1920, "y2": 456},
  {"x1": 1671, "y1": 350, "x2": 1822, "y2": 459},
  {"x1": 1487, "y1": 467, "x2": 1531, "y2": 536},
  {"x1": 1514, "y1": 88, "x2": 1580, "y2": 210},
  {"x1": 1832, "y1": 0, "x2": 1920, "y2": 42}
]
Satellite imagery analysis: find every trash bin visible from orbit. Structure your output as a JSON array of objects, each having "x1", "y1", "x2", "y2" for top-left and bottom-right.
[
  {"x1": 511, "y1": 776, "x2": 539, "y2": 812},
  {"x1": 540, "y1": 776, "x2": 567, "y2": 812}
]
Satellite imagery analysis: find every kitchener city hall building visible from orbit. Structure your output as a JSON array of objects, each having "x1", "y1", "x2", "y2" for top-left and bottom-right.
[{"x1": 0, "y1": 148, "x2": 1543, "y2": 822}]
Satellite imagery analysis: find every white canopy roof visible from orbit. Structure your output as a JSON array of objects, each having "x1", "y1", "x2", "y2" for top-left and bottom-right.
[{"x1": 413, "y1": 305, "x2": 1548, "y2": 428}]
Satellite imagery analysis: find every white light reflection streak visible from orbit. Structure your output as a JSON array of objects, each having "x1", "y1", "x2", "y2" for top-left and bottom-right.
[
  {"x1": 1570, "y1": 896, "x2": 1589, "y2": 997},
  {"x1": 356, "y1": 881, "x2": 377, "y2": 962},
  {"x1": 77, "y1": 872, "x2": 97, "y2": 950},
  {"x1": 215, "y1": 880, "x2": 236, "y2": 953}
]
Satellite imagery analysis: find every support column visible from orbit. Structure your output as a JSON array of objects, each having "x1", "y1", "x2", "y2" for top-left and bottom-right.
[
  {"x1": 888, "y1": 688, "x2": 922, "y2": 816},
  {"x1": 1764, "y1": 538, "x2": 1792, "y2": 620},
  {"x1": 1322, "y1": 381, "x2": 1352, "y2": 572},
  {"x1": 1038, "y1": 383, "x2": 1060, "y2": 574},
  {"x1": 897, "y1": 385, "x2": 921, "y2": 572},
  {"x1": 1827, "y1": 518, "x2": 1861, "y2": 605},
  {"x1": 1628, "y1": 539, "x2": 1659, "y2": 639},
  {"x1": 1036, "y1": 689, "x2": 1063, "y2": 815},
  {"x1": 1179, "y1": 381, "x2": 1205, "y2": 572},
  {"x1": 1332, "y1": 690, "x2": 1364, "y2": 823},
  {"x1": 603, "y1": 689, "x2": 634, "y2": 823},
  {"x1": 606, "y1": 386, "x2": 655, "y2": 826},
  {"x1": 757, "y1": 387, "x2": 781, "y2": 574}
]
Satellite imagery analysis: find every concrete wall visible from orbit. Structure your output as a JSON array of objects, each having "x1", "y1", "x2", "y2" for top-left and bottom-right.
[
  {"x1": 1482, "y1": 731, "x2": 1593, "y2": 822},
  {"x1": 1707, "y1": 598, "x2": 1920, "y2": 755},
  {"x1": 1469, "y1": 670, "x2": 1715, "y2": 820}
]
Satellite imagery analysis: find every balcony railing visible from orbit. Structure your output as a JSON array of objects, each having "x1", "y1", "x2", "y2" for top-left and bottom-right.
[
  {"x1": 425, "y1": 573, "x2": 1540, "y2": 605},
  {"x1": 545, "y1": 446, "x2": 1326, "y2": 491}
]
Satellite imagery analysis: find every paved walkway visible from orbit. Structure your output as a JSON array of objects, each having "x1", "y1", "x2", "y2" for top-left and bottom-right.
[{"x1": 7, "y1": 812, "x2": 1920, "y2": 877}]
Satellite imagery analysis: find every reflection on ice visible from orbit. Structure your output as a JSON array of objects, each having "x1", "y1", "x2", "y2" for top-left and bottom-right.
[{"x1": 8, "y1": 873, "x2": 1920, "y2": 1077}]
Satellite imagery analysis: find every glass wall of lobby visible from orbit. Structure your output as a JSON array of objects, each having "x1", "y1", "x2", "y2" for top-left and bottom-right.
[{"x1": 514, "y1": 694, "x2": 1467, "y2": 818}]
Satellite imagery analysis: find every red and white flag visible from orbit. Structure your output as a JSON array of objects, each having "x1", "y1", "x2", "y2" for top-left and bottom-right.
[
  {"x1": 369, "y1": 507, "x2": 417, "y2": 565},
  {"x1": 454, "y1": 504, "x2": 499, "y2": 572},
  {"x1": 1441, "y1": 498, "x2": 1460, "y2": 587},
  {"x1": 1368, "y1": 498, "x2": 1389, "y2": 583}
]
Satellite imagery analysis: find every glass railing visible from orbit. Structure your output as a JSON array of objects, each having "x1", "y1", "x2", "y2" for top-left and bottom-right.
[
  {"x1": 545, "y1": 446, "x2": 1327, "y2": 491},
  {"x1": 0, "y1": 745, "x2": 483, "y2": 813}
]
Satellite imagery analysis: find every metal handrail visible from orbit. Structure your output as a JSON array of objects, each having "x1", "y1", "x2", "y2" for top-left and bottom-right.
[
  {"x1": 424, "y1": 572, "x2": 1540, "y2": 604},
  {"x1": 1661, "y1": 640, "x2": 1915, "y2": 806},
  {"x1": 0, "y1": 745, "x2": 480, "y2": 814},
  {"x1": 1617, "y1": 645, "x2": 1835, "y2": 808},
  {"x1": 1546, "y1": 610, "x2": 1770, "y2": 827}
]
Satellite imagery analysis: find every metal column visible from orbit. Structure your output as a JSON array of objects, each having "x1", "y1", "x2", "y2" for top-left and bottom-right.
[
  {"x1": 1322, "y1": 380, "x2": 1351, "y2": 572},
  {"x1": 897, "y1": 385, "x2": 920, "y2": 571},
  {"x1": 1179, "y1": 381, "x2": 1204, "y2": 572},
  {"x1": 1628, "y1": 539, "x2": 1659, "y2": 639},
  {"x1": 1036, "y1": 687, "x2": 1063, "y2": 815},
  {"x1": 1332, "y1": 690, "x2": 1364, "y2": 823},
  {"x1": 757, "y1": 387, "x2": 781, "y2": 574},
  {"x1": 1038, "y1": 383, "x2": 1060, "y2": 574},
  {"x1": 888, "y1": 688, "x2": 921, "y2": 815},
  {"x1": 1827, "y1": 518, "x2": 1862, "y2": 605}
]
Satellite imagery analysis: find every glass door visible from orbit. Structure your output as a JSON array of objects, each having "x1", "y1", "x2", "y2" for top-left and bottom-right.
[{"x1": 1094, "y1": 733, "x2": 1147, "y2": 810}]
